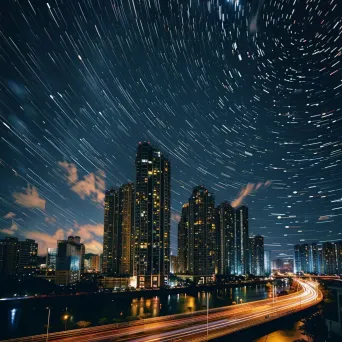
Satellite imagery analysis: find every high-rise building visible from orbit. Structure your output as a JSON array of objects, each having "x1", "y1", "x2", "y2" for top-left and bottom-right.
[
  {"x1": 120, "y1": 183, "x2": 135, "y2": 275},
  {"x1": 234, "y1": 206, "x2": 249, "y2": 275},
  {"x1": 264, "y1": 250, "x2": 271, "y2": 275},
  {"x1": 46, "y1": 248, "x2": 57, "y2": 271},
  {"x1": 55, "y1": 236, "x2": 83, "y2": 285},
  {"x1": 188, "y1": 186, "x2": 216, "y2": 282},
  {"x1": 18, "y1": 239, "x2": 38, "y2": 276},
  {"x1": 294, "y1": 244, "x2": 301, "y2": 273},
  {"x1": 336, "y1": 241, "x2": 342, "y2": 275},
  {"x1": 283, "y1": 258, "x2": 294, "y2": 272},
  {"x1": 103, "y1": 188, "x2": 119, "y2": 274},
  {"x1": 0, "y1": 237, "x2": 19, "y2": 276},
  {"x1": 216, "y1": 202, "x2": 235, "y2": 276},
  {"x1": 170, "y1": 255, "x2": 178, "y2": 274},
  {"x1": 80, "y1": 243, "x2": 85, "y2": 274},
  {"x1": 102, "y1": 183, "x2": 134, "y2": 275},
  {"x1": 322, "y1": 242, "x2": 337, "y2": 275},
  {"x1": 249, "y1": 235, "x2": 264, "y2": 276},
  {"x1": 134, "y1": 142, "x2": 171, "y2": 288},
  {"x1": 310, "y1": 243, "x2": 319, "y2": 273},
  {"x1": 318, "y1": 247, "x2": 324, "y2": 274},
  {"x1": 294, "y1": 244, "x2": 310, "y2": 273},
  {"x1": 272, "y1": 258, "x2": 284, "y2": 271},
  {"x1": 177, "y1": 203, "x2": 189, "y2": 274},
  {"x1": 90, "y1": 255, "x2": 100, "y2": 273}
]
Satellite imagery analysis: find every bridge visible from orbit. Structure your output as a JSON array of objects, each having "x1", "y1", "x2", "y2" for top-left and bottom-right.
[
  {"x1": 273, "y1": 273, "x2": 340, "y2": 280},
  {"x1": 3, "y1": 280, "x2": 322, "y2": 342}
]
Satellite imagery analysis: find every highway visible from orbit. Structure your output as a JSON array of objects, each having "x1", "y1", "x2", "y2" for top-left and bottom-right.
[{"x1": 3, "y1": 280, "x2": 322, "y2": 342}]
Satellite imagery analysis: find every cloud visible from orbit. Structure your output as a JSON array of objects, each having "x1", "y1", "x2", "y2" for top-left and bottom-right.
[
  {"x1": 171, "y1": 212, "x2": 181, "y2": 223},
  {"x1": 58, "y1": 161, "x2": 78, "y2": 184},
  {"x1": 0, "y1": 222, "x2": 19, "y2": 236},
  {"x1": 24, "y1": 223, "x2": 103, "y2": 255},
  {"x1": 231, "y1": 183, "x2": 255, "y2": 208},
  {"x1": 84, "y1": 239, "x2": 103, "y2": 254},
  {"x1": 44, "y1": 216, "x2": 57, "y2": 224},
  {"x1": 231, "y1": 181, "x2": 271, "y2": 208},
  {"x1": 318, "y1": 215, "x2": 330, "y2": 221},
  {"x1": 71, "y1": 171, "x2": 105, "y2": 204},
  {"x1": 12, "y1": 184, "x2": 46, "y2": 210},
  {"x1": 58, "y1": 161, "x2": 105, "y2": 204},
  {"x1": 4, "y1": 212, "x2": 16, "y2": 219},
  {"x1": 74, "y1": 223, "x2": 103, "y2": 240}
]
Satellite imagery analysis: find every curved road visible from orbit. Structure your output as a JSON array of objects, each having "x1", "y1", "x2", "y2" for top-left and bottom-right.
[{"x1": 3, "y1": 280, "x2": 322, "y2": 342}]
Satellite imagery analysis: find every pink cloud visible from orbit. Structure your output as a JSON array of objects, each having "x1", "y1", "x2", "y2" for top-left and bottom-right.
[
  {"x1": 24, "y1": 223, "x2": 103, "y2": 255},
  {"x1": 84, "y1": 239, "x2": 103, "y2": 254},
  {"x1": 4, "y1": 212, "x2": 16, "y2": 219},
  {"x1": 74, "y1": 223, "x2": 103, "y2": 240},
  {"x1": 58, "y1": 161, "x2": 78, "y2": 184},
  {"x1": 0, "y1": 222, "x2": 19, "y2": 236},
  {"x1": 318, "y1": 215, "x2": 330, "y2": 221},
  {"x1": 58, "y1": 161, "x2": 105, "y2": 204},
  {"x1": 171, "y1": 212, "x2": 181, "y2": 223},
  {"x1": 12, "y1": 184, "x2": 46, "y2": 210},
  {"x1": 231, "y1": 183, "x2": 255, "y2": 208},
  {"x1": 231, "y1": 181, "x2": 272, "y2": 208},
  {"x1": 71, "y1": 171, "x2": 105, "y2": 204}
]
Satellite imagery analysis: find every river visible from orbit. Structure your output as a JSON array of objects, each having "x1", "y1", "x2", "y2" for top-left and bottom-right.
[{"x1": 0, "y1": 280, "x2": 289, "y2": 340}]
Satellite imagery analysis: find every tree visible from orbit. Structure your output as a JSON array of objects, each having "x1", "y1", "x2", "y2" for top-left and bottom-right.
[
  {"x1": 98, "y1": 317, "x2": 108, "y2": 325},
  {"x1": 299, "y1": 310, "x2": 328, "y2": 342},
  {"x1": 76, "y1": 321, "x2": 92, "y2": 328}
]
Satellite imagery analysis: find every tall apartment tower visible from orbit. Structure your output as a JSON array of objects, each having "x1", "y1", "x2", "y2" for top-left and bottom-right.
[
  {"x1": 102, "y1": 183, "x2": 134, "y2": 275},
  {"x1": 235, "y1": 205, "x2": 249, "y2": 275},
  {"x1": 294, "y1": 244, "x2": 301, "y2": 273},
  {"x1": 322, "y1": 242, "x2": 337, "y2": 275},
  {"x1": 216, "y1": 202, "x2": 235, "y2": 276},
  {"x1": 294, "y1": 243, "x2": 314, "y2": 273},
  {"x1": 264, "y1": 250, "x2": 271, "y2": 275},
  {"x1": 249, "y1": 235, "x2": 265, "y2": 276},
  {"x1": 134, "y1": 142, "x2": 171, "y2": 288},
  {"x1": 188, "y1": 186, "x2": 216, "y2": 282},
  {"x1": 336, "y1": 241, "x2": 342, "y2": 275},
  {"x1": 310, "y1": 243, "x2": 319, "y2": 273},
  {"x1": 103, "y1": 188, "x2": 119, "y2": 274},
  {"x1": 177, "y1": 203, "x2": 189, "y2": 274}
]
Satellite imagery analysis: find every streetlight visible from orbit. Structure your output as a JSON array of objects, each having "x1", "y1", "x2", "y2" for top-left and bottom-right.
[
  {"x1": 206, "y1": 293, "x2": 209, "y2": 341},
  {"x1": 46, "y1": 307, "x2": 51, "y2": 342},
  {"x1": 63, "y1": 314, "x2": 69, "y2": 331}
]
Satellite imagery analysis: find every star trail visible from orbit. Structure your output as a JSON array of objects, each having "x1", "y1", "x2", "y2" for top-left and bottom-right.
[{"x1": 0, "y1": 0, "x2": 341, "y2": 259}]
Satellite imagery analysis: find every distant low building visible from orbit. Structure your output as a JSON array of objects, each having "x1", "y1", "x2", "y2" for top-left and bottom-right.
[
  {"x1": 98, "y1": 276, "x2": 132, "y2": 290},
  {"x1": 55, "y1": 236, "x2": 83, "y2": 285},
  {"x1": 264, "y1": 251, "x2": 271, "y2": 275},
  {"x1": 46, "y1": 248, "x2": 57, "y2": 272},
  {"x1": 249, "y1": 235, "x2": 264, "y2": 276},
  {"x1": 90, "y1": 255, "x2": 100, "y2": 273},
  {"x1": 170, "y1": 255, "x2": 178, "y2": 274},
  {"x1": 0, "y1": 237, "x2": 38, "y2": 277}
]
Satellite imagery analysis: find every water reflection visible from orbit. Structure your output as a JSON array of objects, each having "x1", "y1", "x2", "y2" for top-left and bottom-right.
[{"x1": 1, "y1": 282, "x2": 289, "y2": 340}]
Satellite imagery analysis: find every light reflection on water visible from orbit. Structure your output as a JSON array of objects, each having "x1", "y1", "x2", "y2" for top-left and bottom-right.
[{"x1": 2, "y1": 282, "x2": 289, "y2": 339}]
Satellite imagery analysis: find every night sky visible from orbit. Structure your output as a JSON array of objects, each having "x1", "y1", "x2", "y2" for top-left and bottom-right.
[{"x1": 0, "y1": 0, "x2": 341, "y2": 260}]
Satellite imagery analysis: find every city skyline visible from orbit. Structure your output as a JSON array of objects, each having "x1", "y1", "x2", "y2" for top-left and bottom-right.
[{"x1": 1, "y1": 0, "x2": 341, "y2": 265}]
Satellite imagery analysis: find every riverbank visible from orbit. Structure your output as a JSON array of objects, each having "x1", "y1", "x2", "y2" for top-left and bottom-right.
[
  {"x1": 0, "y1": 282, "x2": 287, "y2": 340},
  {"x1": 0, "y1": 279, "x2": 273, "y2": 302}
]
